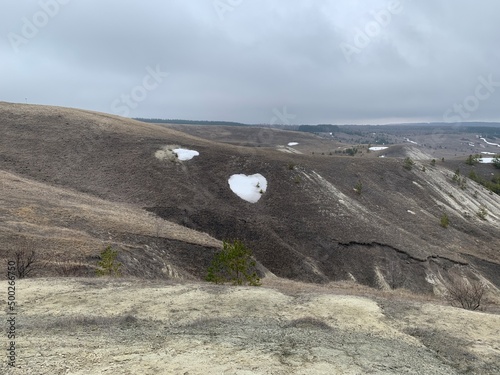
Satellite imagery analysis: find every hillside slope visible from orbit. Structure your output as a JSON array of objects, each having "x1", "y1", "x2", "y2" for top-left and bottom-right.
[{"x1": 1, "y1": 102, "x2": 499, "y2": 293}]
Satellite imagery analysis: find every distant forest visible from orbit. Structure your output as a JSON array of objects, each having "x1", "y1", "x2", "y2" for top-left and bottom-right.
[
  {"x1": 464, "y1": 126, "x2": 500, "y2": 137},
  {"x1": 134, "y1": 118, "x2": 247, "y2": 127},
  {"x1": 298, "y1": 124, "x2": 340, "y2": 133},
  {"x1": 134, "y1": 118, "x2": 499, "y2": 138}
]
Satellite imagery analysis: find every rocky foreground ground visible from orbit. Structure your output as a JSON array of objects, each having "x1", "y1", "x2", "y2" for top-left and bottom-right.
[{"x1": 2, "y1": 277, "x2": 499, "y2": 374}]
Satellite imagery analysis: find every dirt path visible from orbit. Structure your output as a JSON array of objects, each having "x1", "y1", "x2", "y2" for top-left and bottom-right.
[{"x1": 2, "y1": 278, "x2": 499, "y2": 374}]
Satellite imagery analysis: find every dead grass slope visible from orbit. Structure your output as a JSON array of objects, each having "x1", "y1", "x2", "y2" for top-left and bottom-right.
[
  {"x1": 1, "y1": 102, "x2": 499, "y2": 292},
  {"x1": 0, "y1": 169, "x2": 221, "y2": 278}
]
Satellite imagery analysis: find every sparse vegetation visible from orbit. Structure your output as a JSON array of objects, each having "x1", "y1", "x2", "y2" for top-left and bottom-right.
[
  {"x1": 493, "y1": 155, "x2": 500, "y2": 169},
  {"x1": 459, "y1": 178, "x2": 467, "y2": 190},
  {"x1": 430, "y1": 159, "x2": 436, "y2": 166},
  {"x1": 465, "y1": 154, "x2": 480, "y2": 165},
  {"x1": 451, "y1": 169, "x2": 467, "y2": 189},
  {"x1": 56, "y1": 262, "x2": 89, "y2": 277},
  {"x1": 468, "y1": 170, "x2": 500, "y2": 196},
  {"x1": 96, "y1": 245, "x2": 122, "y2": 277},
  {"x1": 445, "y1": 277, "x2": 485, "y2": 311},
  {"x1": 345, "y1": 147, "x2": 358, "y2": 156},
  {"x1": 440, "y1": 213, "x2": 449, "y2": 228},
  {"x1": 477, "y1": 206, "x2": 488, "y2": 220},
  {"x1": 403, "y1": 157, "x2": 415, "y2": 170},
  {"x1": 14, "y1": 249, "x2": 38, "y2": 278},
  {"x1": 354, "y1": 180, "x2": 363, "y2": 195},
  {"x1": 206, "y1": 240, "x2": 261, "y2": 286}
]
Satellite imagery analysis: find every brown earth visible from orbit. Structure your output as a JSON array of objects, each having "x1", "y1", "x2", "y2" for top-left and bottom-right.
[{"x1": 1, "y1": 102, "x2": 500, "y2": 292}]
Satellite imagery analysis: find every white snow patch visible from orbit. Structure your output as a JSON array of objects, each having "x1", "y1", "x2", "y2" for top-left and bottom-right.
[
  {"x1": 407, "y1": 210, "x2": 416, "y2": 215},
  {"x1": 405, "y1": 138, "x2": 418, "y2": 145},
  {"x1": 288, "y1": 142, "x2": 299, "y2": 146},
  {"x1": 228, "y1": 174, "x2": 267, "y2": 203},
  {"x1": 479, "y1": 158, "x2": 494, "y2": 164},
  {"x1": 369, "y1": 146, "x2": 388, "y2": 151},
  {"x1": 482, "y1": 152, "x2": 497, "y2": 155},
  {"x1": 480, "y1": 138, "x2": 500, "y2": 147},
  {"x1": 173, "y1": 148, "x2": 199, "y2": 161}
]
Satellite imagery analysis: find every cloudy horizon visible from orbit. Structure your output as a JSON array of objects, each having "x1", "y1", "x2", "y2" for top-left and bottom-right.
[{"x1": 1, "y1": 0, "x2": 499, "y2": 125}]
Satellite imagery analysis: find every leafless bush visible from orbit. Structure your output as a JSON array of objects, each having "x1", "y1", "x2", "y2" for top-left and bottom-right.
[
  {"x1": 445, "y1": 277, "x2": 485, "y2": 311},
  {"x1": 55, "y1": 262, "x2": 90, "y2": 277},
  {"x1": 14, "y1": 249, "x2": 38, "y2": 278},
  {"x1": 8, "y1": 238, "x2": 43, "y2": 278}
]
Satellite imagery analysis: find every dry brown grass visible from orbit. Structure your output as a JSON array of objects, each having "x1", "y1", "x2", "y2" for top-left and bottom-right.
[{"x1": 1, "y1": 102, "x2": 499, "y2": 295}]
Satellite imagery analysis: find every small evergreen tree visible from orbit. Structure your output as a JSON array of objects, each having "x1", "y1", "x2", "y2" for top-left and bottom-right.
[
  {"x1": 440, "y1": 213, "x2": 450, "y2": 228},
  {"x1": 354, "y1": 180, "x2": 363, "y2": 195},
  {"x1": 493, "y1": 155, "x2": 500, "y2": 169},
  {"x1": 206, "y1": 240, "x2": 261, "y2": 286},
  {"x1": 403, "y1": 157, "x2": 415, "y2": 170},
  {"x1": 96, "y1": 246, "x2": 122, "y2": 277},
  {"x1": 465, "y1": 154, "x2": 479, "y2": 166},
  {"x1": 477, "y1": 206, "x2": 488, "y2": 220}
]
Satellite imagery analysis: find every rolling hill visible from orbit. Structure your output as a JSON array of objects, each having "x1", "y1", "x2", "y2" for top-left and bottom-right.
[{"x1": 1, "y1": 102, "x2": 499, "y2": 295}]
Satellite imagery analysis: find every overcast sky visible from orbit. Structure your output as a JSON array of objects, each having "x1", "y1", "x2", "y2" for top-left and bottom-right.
[{"x1": 1, "y1": 0, "x2": 499, "y2": 124}]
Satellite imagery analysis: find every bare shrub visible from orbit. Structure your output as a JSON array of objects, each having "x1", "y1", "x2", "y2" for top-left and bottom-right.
[
  {"x1": 445, "y1": 277, "x2": 485, "y2": 311},
  {"x1": 14, "y1": 249, "x2": 38, "y2": 278},
  {"x1": 55, "y1": 262, "x2": 91, "y2": 277},
  {"x1": 8, "y1": 237, "x2": 44, "y2": 278}
]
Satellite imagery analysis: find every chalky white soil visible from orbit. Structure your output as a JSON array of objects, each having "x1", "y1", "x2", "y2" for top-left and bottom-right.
[{"x1": 2, "y1": 278, "x2": 499, "y2": 375}]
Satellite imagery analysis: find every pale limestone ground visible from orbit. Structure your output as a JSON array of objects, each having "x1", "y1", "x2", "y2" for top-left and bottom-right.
[{"x1": 2, "y1": 278, "x2": 499, "y2": 374}]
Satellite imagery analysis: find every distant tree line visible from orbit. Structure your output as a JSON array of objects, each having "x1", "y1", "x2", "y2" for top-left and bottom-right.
[
  {"x1": 463, "y1": 126, "x2": 500, "y2": 137},
  {"x1": 298, "y1": 124, "x2": 340, "y2": 133}
]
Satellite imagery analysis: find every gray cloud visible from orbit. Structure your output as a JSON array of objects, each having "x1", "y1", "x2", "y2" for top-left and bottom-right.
[{"x1": 1, "y1": 0, "x2": 499, "y2": 124}]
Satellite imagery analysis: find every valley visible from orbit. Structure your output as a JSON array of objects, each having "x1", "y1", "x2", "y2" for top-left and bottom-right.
[{"x1": 1, "y1": 102, "x2": 499, "y2": 374}]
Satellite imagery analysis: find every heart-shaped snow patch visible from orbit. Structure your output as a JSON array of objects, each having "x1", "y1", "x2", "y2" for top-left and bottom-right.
[{"x1": 228, "y1": 174, "x2": 267, "y2": 203}]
